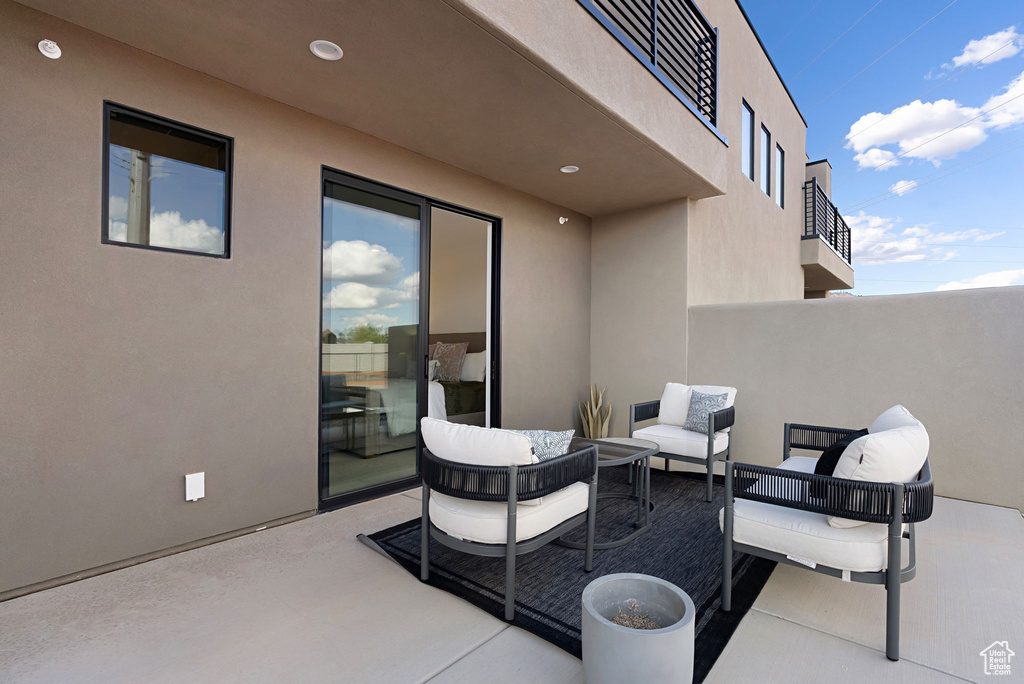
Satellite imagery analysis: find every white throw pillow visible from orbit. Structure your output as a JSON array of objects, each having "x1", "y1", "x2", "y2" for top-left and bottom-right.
[
  {"x1": 657, "y1": 383, "x2": 692, "y2": 426},
  {"x1": 868, "y1": 404, "x2": 919, "y2": 433},
  {"x1": 828, "y1": 424, "x2": 929, "y2": 529},
  {"x1": 460, "y1": 351, "x2": 488, "y2": 382},
  {"x1": 420, "y1": 417, "x2": 536, "y2": 467},
  {"x1": 427, "y1": 359, "x2": 440, "y2": 381}
]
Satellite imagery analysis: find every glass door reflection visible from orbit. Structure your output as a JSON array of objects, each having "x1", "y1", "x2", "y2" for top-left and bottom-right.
[{"x1": 320, "y1": 179, "x2": 423, "y2": 501}]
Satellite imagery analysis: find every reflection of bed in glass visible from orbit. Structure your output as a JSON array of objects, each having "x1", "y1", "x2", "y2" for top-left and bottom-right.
[{"x1": 429, "y1": 332, "x2": 487, "y2": 427}]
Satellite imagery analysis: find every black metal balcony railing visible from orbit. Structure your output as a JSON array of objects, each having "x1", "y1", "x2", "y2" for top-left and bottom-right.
[
  {"x1": 579, "y1": 0, "x2": 719, "y2": 127},
  {"x1": 804, "y1": 179, "x2": 852, "y2": 263}
]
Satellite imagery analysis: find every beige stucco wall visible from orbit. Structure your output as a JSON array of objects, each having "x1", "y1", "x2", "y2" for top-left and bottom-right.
[
  {"x1": 687, "y1": 288, "x2": 1024, "y2": 512},
  {"x1": 685, "y1": 0, "x2": 807, "y2": 306},
  {"x1": 455, "y1": 0, "x2": 728, "y2": 199},
  {"x1": 0, "y1": 2, "x2": 590, "y2": 594},
  {"x1": 590, "y1": 200, "x2": 689, "y2": 437}
]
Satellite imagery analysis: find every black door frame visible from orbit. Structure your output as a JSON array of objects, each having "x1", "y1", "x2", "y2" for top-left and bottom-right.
[{"x1": 318, "y1": 167, "x2": 502, "y2": 512}]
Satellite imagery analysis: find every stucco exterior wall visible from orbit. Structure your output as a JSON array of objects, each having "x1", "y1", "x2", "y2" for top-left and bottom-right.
[
  {"x1": 687, "y1": 288, "x2": 1024, "y2": 512},
  {"x1": 685, "y1": 0, "x2": 807, "y2": 305},
  {"x1": 590, "y1": 200, "x2": 689, "y2": 437},
  {"x1": 455, "y1": 0, "x2": 728, "y2": 199},
  {"x1": 0, "y1": 2, "x2": 590, "y2": 594}
]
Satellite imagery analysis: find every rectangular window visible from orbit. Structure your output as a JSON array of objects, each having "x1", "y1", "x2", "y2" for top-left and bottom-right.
[
  {"x1": 741, "y1": 101, "x2": 754, "y2": 180},
  {"x1": 760, "y1": 125, "x2": 771, "y2": 196},
  {"x1": 775, "y1": 144, "x2": 785, "y2": 208},
  {"x1": 103, "y1": 102, "x2": 231, "y2": 257}
]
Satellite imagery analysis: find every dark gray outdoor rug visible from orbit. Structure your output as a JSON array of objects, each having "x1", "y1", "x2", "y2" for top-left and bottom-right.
[{"x1": 367, "y1": 466, "x2": 775, "y2": 683}]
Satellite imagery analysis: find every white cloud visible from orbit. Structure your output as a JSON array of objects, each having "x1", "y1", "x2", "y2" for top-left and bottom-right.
[
  {"x1": 853, "y1": 147, "x2": 899, "y2": 170},
  {"x1": 322, "y1": 239, "x2": 404, "y2": 285},
  {"x1": 947, "y1": 27, "x2": 1023, "y2": 69},
  {"x1": 108, "y1": 209, "x2": 224, "y2": 254},
  {"x1": 982, "y1": 70, "x2": 1024, "y2": 130},
  {"x1": 846, "y1": 66, "x2": 1024, "y2": 170},
  {"x1": 335, "y1": 313, "x2": 400, "y2": 330},
  {"x1": 846, "y1": 212, "x2": 1003, "y2": 265},
  {"x1": 846, "y1": 99, "x2": 987, "y2": 167},
  {"x1": 935, "y1": 268, "x2": 1024, "y2": 291},
  {"x1": 108, "y1": 195, "x2": 128, "y2": 221},
  {"x1": 399, "y1": 271, "x2": 420, "y2": 293},
  {"x1": 889, "y1": 180, "x2": 918, "y2": 196},
  {"x1": 322, "y1": 282, "x2": 415, "y2": 310}
]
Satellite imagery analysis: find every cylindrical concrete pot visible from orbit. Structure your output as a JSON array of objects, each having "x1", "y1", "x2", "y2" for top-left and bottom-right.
[{"x1": 582, "y1": 573, "x2": 695, "y2": 684}]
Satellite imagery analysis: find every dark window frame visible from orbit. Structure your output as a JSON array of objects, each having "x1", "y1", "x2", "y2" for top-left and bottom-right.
[
  {"x1": 775, "y1": 143, "x2": 785, "y2": 208},
  {"x1": 760, "y1": 124, "x2": 772, "y2": 197},
  {"x1": 101, "y1": 101, "x2": 233, "y2": 259},
  {"x1": 742, "y1": 100, "x2": 755, "y2": 181},
  {"x1": 317, "y1": 166, "x2": 504, "y2": 513}
]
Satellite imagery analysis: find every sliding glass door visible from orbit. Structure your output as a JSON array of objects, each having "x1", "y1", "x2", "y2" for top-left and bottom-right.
[
  {"x1": 320, "y1": 173, "x2": 427, "y2": 504},
  {"x1": 318, "y1": 170, "x2": 503, "y2": 509}
]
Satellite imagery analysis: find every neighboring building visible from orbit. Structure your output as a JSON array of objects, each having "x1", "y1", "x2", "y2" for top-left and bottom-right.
[{"x1": 0, "y1": 0, "x2": 852, "y2": 598}]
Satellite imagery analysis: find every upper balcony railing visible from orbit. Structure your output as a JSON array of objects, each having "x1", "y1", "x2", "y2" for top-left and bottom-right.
[
  {"x1": 804, "y1": 179, "x2": 852, "y2": 264},
  {"x1": 578, "y1": 0, "x2": 719, "y2": 128}
]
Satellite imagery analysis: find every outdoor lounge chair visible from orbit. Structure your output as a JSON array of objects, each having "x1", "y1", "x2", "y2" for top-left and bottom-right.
[
  {"x1": 629, "y1": 384, "x2": 737, "y2": 502},
  {"x1": 419, "y1": 417, "x2": 599, "y2": 620},
  {"x1": 720, "y1": 405, "x2": 934, "y2": 661}
]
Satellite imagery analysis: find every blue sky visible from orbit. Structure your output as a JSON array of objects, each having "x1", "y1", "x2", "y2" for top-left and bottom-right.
[{"x1": 743, "y1": 0, "x2": 1024, "y2": 295}]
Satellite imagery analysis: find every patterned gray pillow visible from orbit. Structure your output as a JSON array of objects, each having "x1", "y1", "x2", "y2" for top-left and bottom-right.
[
  {"x1": 508, "y1": 429, "x2": 575, "y2": 461},
  {"x1": 432, "y1": 342, "x2": 468, "y2": 382},
  {"x1": 682, "y1": 390, "x2": 729, "y2": 435}
]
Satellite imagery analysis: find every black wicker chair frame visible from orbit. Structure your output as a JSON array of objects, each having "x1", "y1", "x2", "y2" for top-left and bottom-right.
[
  {"x1": 722, "y1": 423, "x2": 934, "y2": 661},
  {"x1": 420, "y1": 444, "x2": 599, "y2": 620},
  {"x1": 628, "y1": 400, "x2": 735, "y2": 502}
]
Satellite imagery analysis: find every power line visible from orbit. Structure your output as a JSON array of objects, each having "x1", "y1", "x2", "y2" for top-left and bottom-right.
[
  {"x1": 833, "y1": 90, "x2": 1024, "y2": 189},
  {"x1": 809, "y1": 0, "x2": 960, "y2": 111},
  {"x1": 842, "y1": 139, "x2": 1024, "y2": 213},
  {"x1": 770, "y1": 0, "x2": 825, "y2": 51},
  {"x1": 840, "y1": 133, "x2": 1024, "y2": 210},
  {"x1": 823, "y1": 36, "x2": 1022, "y2": 156},
  {"x1": 795, "y1": 0, "x2": 885, "y2": 78}
]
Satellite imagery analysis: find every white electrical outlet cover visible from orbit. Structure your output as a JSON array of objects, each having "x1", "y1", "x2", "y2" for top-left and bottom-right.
[{"x1": 185, "y1": 472, "x2": 205, "y2": 501}]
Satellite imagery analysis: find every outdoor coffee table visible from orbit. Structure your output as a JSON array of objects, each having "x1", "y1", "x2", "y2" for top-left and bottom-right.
[{"x1": 557, "y1": 436, "x2": 658, "y2": 550}]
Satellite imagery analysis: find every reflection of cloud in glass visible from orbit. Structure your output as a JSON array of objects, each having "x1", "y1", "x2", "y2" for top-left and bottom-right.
[
  {"x1": 322, "y1": 281, "x2": 416, "y2": 310},
  {"x1": 108, "y1": 203, "x2": 224, "y2": 254},
  {"x1": 335, "y1": 313, "x2": 400, "y2": 331},
  {"x1": 323, "y1": 239, "x2": 404, "y2": 284}
]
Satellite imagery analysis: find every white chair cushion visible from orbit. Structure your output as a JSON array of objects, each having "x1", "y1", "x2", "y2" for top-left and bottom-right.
[
  {"x1": 657, "y1": 383, "x2": 692, "y2": 426},
  {"x1": 829, "y1": 423, "x2": 929, "y2": 529},
  {"x1": 723, "y1": 454, "x2": 891, "y2": 571},
  {"x1": 421, "y1": 417, "x2": 536, "y2": 467},
  {"x1": 429, "y1": 482, "x2": 590, "y2": 544},
  {"x1": 868, "y1": 404, "x2": 919, "y2": 433},
  {"x1": 719, "y1": 498, "x2": 891, "y2": 573},
  {"x1": 632, "y1": 423, "x2": 728, "y2": 459}
]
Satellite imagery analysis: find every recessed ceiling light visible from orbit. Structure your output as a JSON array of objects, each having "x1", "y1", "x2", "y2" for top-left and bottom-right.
[
  {"x1": 38, "y1": 39, "x2": 61, "y2": 59},
  {"x1": 560, "y1": 165, "x2": 580, "y2": 174},
  {"x1": 310, "y1": 40, "x2": 343, "y2": 61}
]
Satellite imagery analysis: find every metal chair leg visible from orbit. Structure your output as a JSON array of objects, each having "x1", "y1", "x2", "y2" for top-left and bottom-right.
[
  {"x1": 505, "y1": 467, "x2": 518, "y2": 621},
  {"x1": 885, "y1": 498, "x2": 903, "y2": 661},
  {"x1": 420, "y1": 485, "x2": 430, "y2": 581},
  {"x1": 722, "y1": 462, "x2": 734, "y2": 612}
]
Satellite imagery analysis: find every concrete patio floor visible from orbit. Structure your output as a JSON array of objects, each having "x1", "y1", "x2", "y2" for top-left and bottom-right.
[{"x1": 0, "y1": 490, "x2": 1021, "y2": 683}]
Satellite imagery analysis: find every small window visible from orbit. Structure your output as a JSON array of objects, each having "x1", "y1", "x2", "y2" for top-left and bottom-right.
[
  {"x1": 760, "y1": 125, "x2": 771, "y2": 196},
  {"x1": 103, "y1": 103, "x2": 231, "y2": 257},
  {"x1": 741, "y1": 101, "x2": 754, "y2": 180},
  {"x1": 775, "y1": 144, "x2": 785, "y2": 208}
]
